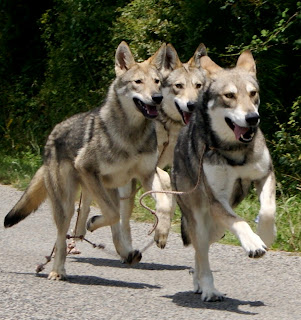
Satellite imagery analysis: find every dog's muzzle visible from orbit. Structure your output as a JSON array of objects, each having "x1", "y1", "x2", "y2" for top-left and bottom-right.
[
  {"x1": 133, "y1": 97, "x2": 160, "y2": 119},
  {"x1": 225, "y1": 116, "x2": 259, "y2": 143},
  {"x1": 175, "y1": 101, "x2": 195, "y2": 125}
]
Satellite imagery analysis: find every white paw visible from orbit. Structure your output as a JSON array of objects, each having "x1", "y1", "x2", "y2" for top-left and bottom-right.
[
  {"x1": 72, "y1": 226, "x2": 87, "y2": 240},
  {"x1": 154, "y1": 229, "x2": 168, "y2": 249},
  {"x1": 241, "y1": 233, "x2": 267, "y2": 258},
  {"x1": 257, "y1": 218, "x2": 276, "y2": 247},
  {"x1": 194, "y1": 283, "x2": 224, "y2": 302},
  {"x1": 86, "y1": 215, "x2": 101, "y2": 232},
  {"x1": 48, "y1": 270, "x2": 66, "y2": 281}
]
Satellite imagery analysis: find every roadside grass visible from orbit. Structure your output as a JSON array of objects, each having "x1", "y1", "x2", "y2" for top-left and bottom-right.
[{"x1": 0, "y1": 152, "x2": 300, "y2": 253}]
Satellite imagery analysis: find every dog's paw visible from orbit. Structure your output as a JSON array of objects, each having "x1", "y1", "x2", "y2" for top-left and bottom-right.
[
  {"x1": 72, "y1": 226, "x2": 87, "y2": 240},
  {"x1": 194, "y1": 284, "x2": 225, "y2": 302},
  {"x1": 241, "y1": 233, "x2": 267, "y2": 258},
  {"x1": 86, "y1": 215, "x2": 101, "y2": 232},
  {"x1": 257, "y1": 218, "x2": 276, "y2": 247},
  {"x1": 154, "y1": 230, "x2": 168, "y2": 249},
  {"x1": 123, "y1": 250, "x2": 142, "y2": 265},
  {"x1": 48, "y1": 271, "x2": 67, "y2": 281}
]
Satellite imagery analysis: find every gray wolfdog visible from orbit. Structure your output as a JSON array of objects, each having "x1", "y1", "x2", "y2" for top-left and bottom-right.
[
  {"x1": 72, "y1": 43, "x2": 208, "y2": 258},
  {"x1": 156, "y1": 42, "x2": 207, "y2": 169},
  {"x1": 4, "y1": 41, "x2": 175, "y2": 280},
  {"x1": 115, "y1": 43, "x2": 208, "y2": 254},
  {"x1": 172, "y1": 51, "x2": 276, "y2": 301}
]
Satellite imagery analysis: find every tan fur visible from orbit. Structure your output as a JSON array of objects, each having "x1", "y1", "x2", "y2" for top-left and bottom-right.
[{"x1": 5, "y1": 42, "x2": 176, "y2": 280}]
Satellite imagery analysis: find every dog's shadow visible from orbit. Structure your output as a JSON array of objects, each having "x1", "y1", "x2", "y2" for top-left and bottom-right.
[
  {"x1": 164, "y1": 291, "x2": 265, "y2": 315},
  {"x1": 34, "y1": 272, "x2": 161, "y2": 290},
  {"x1": 70, "y1": 256, "x2": 189, "y2": 271}
]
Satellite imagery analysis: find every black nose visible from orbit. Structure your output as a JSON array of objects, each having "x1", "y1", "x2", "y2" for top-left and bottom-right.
[
  {"x1": 152, "y1": 94, "x2": 163, "y2": 104},
  {"x1": 187, "y1": 102, "x2": 196, "y2": 112},
  {"x1": 245, "y1": 112, "x2": 260, "y2": 126}
]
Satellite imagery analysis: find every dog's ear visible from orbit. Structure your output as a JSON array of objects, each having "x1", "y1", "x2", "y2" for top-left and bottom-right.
[
  {"x1": 200, "y1": 56, "x2": 222, "y2": 78},
  {"x1": 148, "y1": 43, "x2": 167, "y2": 70},
  {"x1": 236, "y1": 50, "x2": 256, "y2": 75},
  {"x1": 159, "y1": 43, "x2": 182, "y2": 78},
  {"x1": 115, "y1": 41, "x2": 136, "y2": 76},
  {"x1": 188, "y1": 43, "x2": 207, "y2": 68}
]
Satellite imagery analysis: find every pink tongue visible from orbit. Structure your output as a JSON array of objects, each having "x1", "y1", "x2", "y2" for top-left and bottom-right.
[
  {"x1": 233, "y1": 124, "x2": 249, "y2": 140},
  {"x1": 184, "y1": 112, "x2": 192, "y2": 124}
]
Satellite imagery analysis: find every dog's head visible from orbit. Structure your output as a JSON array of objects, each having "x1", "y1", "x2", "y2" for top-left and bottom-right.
[
  {"x1": 161, "y1": 43, "x2": 207, "y2": 125},
  {"x1": 114, "y1": 41, "x2": 166, "y2": 121},
  {"x1": 201, "y1": 51, "x2": 260, "y2": 143}
]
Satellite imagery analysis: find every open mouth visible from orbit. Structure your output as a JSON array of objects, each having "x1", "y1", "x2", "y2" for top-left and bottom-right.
[
  {"x1": 175, "y1": 102, "x2": 192, "y2": 125},
  {"x1": 133, "y1": 98, "x2": 158, "y2": 119},
  {"x1": 225, "y1": 117, "x2": 256, "y2": 143}
]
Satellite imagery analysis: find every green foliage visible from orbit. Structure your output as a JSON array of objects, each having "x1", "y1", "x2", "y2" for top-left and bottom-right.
[
  {"x1": 0, "y1": 151, "x2": 42, "y2": 190},
  {"x1": 0, "y1": 0, "x2": 300, "y2": 197},
  {"x1": 270, "y1": 96, "x2": 301, "y2": 192}
]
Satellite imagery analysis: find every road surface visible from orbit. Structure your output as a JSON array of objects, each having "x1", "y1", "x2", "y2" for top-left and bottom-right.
[{"x1": 0, "y1": 184, "x2": 300, "y2": 319}]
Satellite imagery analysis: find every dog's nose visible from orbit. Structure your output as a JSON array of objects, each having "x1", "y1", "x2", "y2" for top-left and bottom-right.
[
  {"x1": 152, "y1": 94, "x2": 163, "y2": 104},
  {"x1": 187, "y1": 102, "x2": 196, "y2": 112},
  {"x1": 245, "y1": 112, "x2": 260, "y2": 126}
]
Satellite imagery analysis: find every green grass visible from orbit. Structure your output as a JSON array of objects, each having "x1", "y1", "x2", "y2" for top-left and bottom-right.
[
  {"x1": 134, "y1": 186, "x2": 301, "y2": 253},
  {"x1": 0, "y1": 152, "x2": 300, "y2": 253},
  {"x1": 0, "y1": 151, "x2": 42, "y2": 190}
]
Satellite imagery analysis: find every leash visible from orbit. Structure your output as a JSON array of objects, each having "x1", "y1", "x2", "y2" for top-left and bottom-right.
[{"x1": 139, "y1": 144, "x2": 206, "y2": 235}]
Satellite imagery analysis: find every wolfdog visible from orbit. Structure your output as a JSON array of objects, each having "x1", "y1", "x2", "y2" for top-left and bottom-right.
[
  {"x1": 118, "y1": 43, "x2": 208, "y2": 251},
  {"x1": 171, "y1": 51, "x2": 276, "y2": 301},
  {"x1": 156, "y1": 42, "x2": 207, "y2": 169},
  {"x1": 4, "y1": 41, "x2": 175, "y2": 280}
]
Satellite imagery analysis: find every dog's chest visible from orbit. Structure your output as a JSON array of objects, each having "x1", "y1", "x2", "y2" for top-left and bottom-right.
[
  {"x1": 100, "y1": 152, "x2": 157, "y2": 188},
  {"x1": 156, "y1": 121, "x2": 182, "y2": 168},
  {"x1": 203, "y1": 147, "x2": 270, "y2": 201}
]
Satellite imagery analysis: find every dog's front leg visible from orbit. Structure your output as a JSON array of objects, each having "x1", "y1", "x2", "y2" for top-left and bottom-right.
[
  {"x1": 110, "y1": 179, "x2": 142, "y2": 265},
  {"x1": 142, "y1": 167, "x2": 176, "y2": 248},
  {"x1": 118, "y1": 179, "x2": 137, "y2": 251},
  {"x1": 254, "y1": 170, "x2": 276, "y2": 247},
  {"x1": 74, "y1": 163, "x2": 120, "y2": 229},
  {"x1": 190, "y1": 209, "x2": 224, "y2": 301},
  {"x1": 212, "y1": 200, "x2": 267, "y2": 258}
]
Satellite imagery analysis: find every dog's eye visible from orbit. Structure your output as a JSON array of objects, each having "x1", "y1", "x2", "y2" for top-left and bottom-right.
[
  {"x1": 224, "y1": 93, "x2": 235, "y2": 99},
  {"x1": 250, "y1": 91, "x2": 257, "y2": 97},
  {"x1": 154, "y1": 79, "x2": 160, "y2": 84},
  {"x1": 175, "y1": 83, "x2": 183, "y2": 89},
  {"x1": 196, "y1": 83, "x2": 202, "y2": 89},
  {"x1": 134, "y1": 80, "x2": 142, "y2": 84}
]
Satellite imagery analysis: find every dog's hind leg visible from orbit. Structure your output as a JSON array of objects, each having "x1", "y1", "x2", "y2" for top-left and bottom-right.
[
  {"x1": 72, "y1": 187, "x2": 92, "y2": 239},
  {"x1": 45, "y1": 164, "x2": 78, "y2": 280},
  {"x1": 254, "y1": 170, "x2": 276, "y2": 247}
]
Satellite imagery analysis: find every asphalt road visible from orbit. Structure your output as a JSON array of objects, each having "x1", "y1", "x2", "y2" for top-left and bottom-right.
[{"x1": 0, "y1": 184, "x2": 300, "y2": 320}]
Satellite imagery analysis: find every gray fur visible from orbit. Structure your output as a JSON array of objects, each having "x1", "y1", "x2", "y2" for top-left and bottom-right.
[{"x1": 172, "y1": 51, "x2": 276, "y2": 302}]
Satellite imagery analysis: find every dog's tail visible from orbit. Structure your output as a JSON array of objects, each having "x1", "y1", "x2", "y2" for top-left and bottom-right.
[
  {"x1": 4, "y1": 166, "x2": 47, "y2": 228},
  {"x1": 181, "y1": 216, "x2": 191, "y2": 246}
]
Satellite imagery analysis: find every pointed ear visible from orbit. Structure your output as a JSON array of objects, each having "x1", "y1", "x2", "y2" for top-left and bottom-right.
[
  {"x1": 200, "y1": 55, "x2": 222, "y2": 78},
  {"x1": 163, "y1": 44, "x2": 182, "y2": 72},
  {"x1": 148, "y1": 43, "x2": 167, "y2": 70},
  {"x1": 115, "y1": 41, "x2": 136, "y2": 76},
  {"x1": 188, "y1": 43, "x2": 207, "y2": 67},
  {"x1": 236, "y1": 50, "x2": 256, "y2": 75}
]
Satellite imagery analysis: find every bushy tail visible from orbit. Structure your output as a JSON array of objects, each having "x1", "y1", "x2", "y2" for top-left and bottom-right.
[{"x1": 4, "y1": 166, "x2": 47, "y2": 228}]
